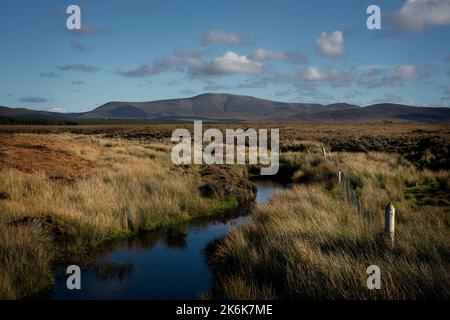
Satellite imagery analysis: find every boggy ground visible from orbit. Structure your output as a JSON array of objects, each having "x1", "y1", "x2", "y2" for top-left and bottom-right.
[
  {"x1": 2, "y1": 122, "x2": 448, "y2": 170},
  {"x1": 207, "y1": 145, "x2": 450, "y2": 299},
  {"x1": 0, "y1": 123, "x2": 449, "y2": 299},
  {"x1": 0, "y1": 132, "x2": 255, "y2": 299}
]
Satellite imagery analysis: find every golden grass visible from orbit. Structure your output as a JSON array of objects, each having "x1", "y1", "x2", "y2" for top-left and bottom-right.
[
  {"x1": 0, "y1": 127, "x2": 448, "y2": 300},
  {"x1": 211, "y1": 151, "x2": 450, "y2": 299},
  {"x1": 0, "y1": 133, "x2": 248, "y2": 299}
]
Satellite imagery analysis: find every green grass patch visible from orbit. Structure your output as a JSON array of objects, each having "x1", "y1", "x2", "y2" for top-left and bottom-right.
[
  {"x1": 208, "y1": 197, "x2": 239, "y2": 215},
  {"x1": 405, "y1": 180, "x2": 450, "y2": 206}
]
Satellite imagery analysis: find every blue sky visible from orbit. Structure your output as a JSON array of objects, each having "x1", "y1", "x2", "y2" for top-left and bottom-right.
[{"x1": 0, "y1": 0, "x2": 449, "y2": 112}]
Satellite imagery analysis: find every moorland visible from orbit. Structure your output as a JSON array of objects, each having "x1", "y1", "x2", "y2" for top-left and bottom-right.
[{"x1": 0, "y1": 122, "x2": 449, "y2": 299}]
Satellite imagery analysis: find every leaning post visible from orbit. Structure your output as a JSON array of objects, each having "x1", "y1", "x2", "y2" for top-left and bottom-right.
[{"x1": 384, "y1": 202, "x2": 395, "y2": 245}]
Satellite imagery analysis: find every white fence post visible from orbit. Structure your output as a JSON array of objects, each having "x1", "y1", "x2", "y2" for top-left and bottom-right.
[
  {"x1": 384, "y1": 203, "x2": 395, "y2": 245},
  {"x1": 322, "y1": 147, "x2": 327, "y2": 157},
  {"x1": 338, "y1": 171, "x2": 341, "y2": 183}
]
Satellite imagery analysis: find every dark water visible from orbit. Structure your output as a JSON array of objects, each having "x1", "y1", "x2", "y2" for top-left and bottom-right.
[{"x1": 49, "y1": 180, "x2": 287, "y2": 300}]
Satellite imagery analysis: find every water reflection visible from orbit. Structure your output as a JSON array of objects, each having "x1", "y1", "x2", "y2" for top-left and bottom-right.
[
  {"x1": 48, "y1": 180, "x2": 287, "y2": 300},
  {"x1": 92, "y1": 262, "x2": 135, "y2": 283}
]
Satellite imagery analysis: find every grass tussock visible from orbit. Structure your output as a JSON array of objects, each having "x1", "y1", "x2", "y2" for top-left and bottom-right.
[
  {"x1": 0, "y1": 133, "x2": 253, "y2": 299},
  {"x1": 211, "y1": 151, "x2": 450, "y2": 299},
  {"x1": 0, "y1": 125, "x2": 448, "y2": 300}
]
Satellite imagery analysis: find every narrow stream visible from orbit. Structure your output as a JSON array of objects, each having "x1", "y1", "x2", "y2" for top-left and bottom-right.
[{"x1": 48, "y1": 180, "x2": 288, "y2": 300}]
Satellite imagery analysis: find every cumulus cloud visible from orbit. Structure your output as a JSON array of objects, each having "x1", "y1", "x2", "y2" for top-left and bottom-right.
[
  {"x1": 394, "y1": 64, "x2": 420, "y2": 81},
  {"x1": 391, "y1": 0, "x2": 450, "y2": 33},
  {"x1": 116, "y1": 50, "x2": 262, "y2": 78},
  {"x1": 19, "y1": 96, "x2": 48, "y2": 103},
  {"x1": 248, "y1": 48, "x2": 307, "y2": 64},
  {"x1": 201, "y1": 30, "x2": 244, "y2": 45},
  {"x1": 357, "y1": 64, "x2": 436, "y2": 87},
  {"x1": 298, "y1": 66, "x2": 352, "y2": 87},
  {"x1": 171, "y1": 49, "x2": 263, "y2": 76},
  {"x1": 300, "y1": 67, "x2": 325, "y2": 81},
  {"x1": 203, "y1": 51, "x2": 263, "y2": 75},
  {"x1": 58, "y1": 64, "x2": 99, "y2": 73},
  {"x1": 315, "y1": 31, "x2": 345, "y2": 58},
  {"x1": 40, "y1": 72, "x2": 60, "y2": 78}
]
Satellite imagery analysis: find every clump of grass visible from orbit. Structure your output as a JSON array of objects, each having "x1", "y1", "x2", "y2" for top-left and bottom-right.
[
  {"x1": 199, "y1": 165, "x2": 256, "y2": 204},
  {"x1": 0, "y1": 134, "x2": 254, "y2": 299},
  {"x1": 210, "y1": 151, "x2": 450, "y2": 299},
  {"x1": 0, "y1": 209, "x2": 55, "y2": 299},
  {"x1": 207, "y1": 197, "x2": 239, "y2": 215}
]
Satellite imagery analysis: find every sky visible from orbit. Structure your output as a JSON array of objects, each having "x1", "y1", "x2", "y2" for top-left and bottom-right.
[{"x1": 0, "y1": 0, "x2": 449, "y2": 112}]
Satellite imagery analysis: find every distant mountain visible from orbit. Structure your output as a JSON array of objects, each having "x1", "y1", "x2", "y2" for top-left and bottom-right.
[
  {"x1": 0, "y1": 106, "x2": 81, "y2": 119},
  {"x1": 79, "y1": 93, "x2": 360, "y2": 121},
  {"x1": 290, "y1": 104, "x2": 450, "y2": 123},
  {"x1": 1, "y1": 93, "x2": 450, "y2": 123}
]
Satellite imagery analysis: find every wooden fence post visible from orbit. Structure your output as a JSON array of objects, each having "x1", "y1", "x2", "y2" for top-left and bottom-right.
[{"x1": 384, "y1": 203, "x2": 395, "y2": 245}]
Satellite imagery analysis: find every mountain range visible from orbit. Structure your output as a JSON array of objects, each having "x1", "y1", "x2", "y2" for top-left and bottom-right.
[{"x1": 1, "y1": 93, "x2": 450, "y2": 123}]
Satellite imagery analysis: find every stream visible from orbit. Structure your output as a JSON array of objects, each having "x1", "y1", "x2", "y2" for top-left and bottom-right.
[{"x1": 48, "y1": 179, "x2": 288, "y2": 300}]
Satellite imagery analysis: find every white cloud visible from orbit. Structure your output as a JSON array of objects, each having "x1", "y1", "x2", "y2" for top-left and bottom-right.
[
  {"x1": 394, "y1": 64, "x2": 420, "y2": 81},
  {"x1": 201, "y1": 30, "x2": 243, "y2": 45},
  {"x1": 301, "y1": 67, "x2": 325, "y2": 81},
  {"x1": 116, "y1": 49, "x2": 263, "y2": 77},
  {"x1": 298, "y1": 67, "x2": 352, "y2": 87},
  {"x1": 205, "y1": 51, "x2": 263, "y2": 75},
  {"x1": 48, "y1": 107, "x2": 67, "y2": 113},
  {"x1": 315, "y1": 31, "x2": 345, "y2": 58},
  {"x1": 392, "y1": 0, "x2": 450, "y2": 33}
]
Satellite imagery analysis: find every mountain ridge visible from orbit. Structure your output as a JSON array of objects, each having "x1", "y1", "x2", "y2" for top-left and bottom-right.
[{"x1": 1, "y1": 93, "x2": 450, "y2": 123}]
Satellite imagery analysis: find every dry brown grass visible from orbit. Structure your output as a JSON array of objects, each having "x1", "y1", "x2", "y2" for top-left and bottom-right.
[
  {"x1": 0, "y1": 133, "x2": 252, "y2": 299},
  {"x1": 210, "y1": 150, "x2": 450, "y2": 299},
  {"x1": 0, "y1": 124, "x2": 448, "y2": 300}
]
